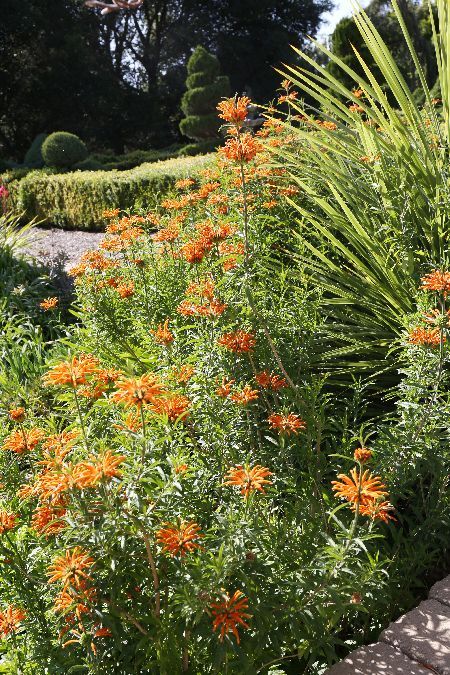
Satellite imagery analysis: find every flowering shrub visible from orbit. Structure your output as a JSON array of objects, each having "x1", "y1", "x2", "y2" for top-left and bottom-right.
[{"x1": 0, "y1": 94, "x2": 445, "y2": 675}]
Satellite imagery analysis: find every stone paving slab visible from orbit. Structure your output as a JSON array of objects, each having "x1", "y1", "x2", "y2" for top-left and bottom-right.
[
  {"x1": 430, "y1": 577, "x2": 450, "y2": 609},
  {"x1": 325, "y1": 642, "x2": 430, "y2": 674},
  {"x1": 380, "y1": 598, "x2": 450, "y2": 674}
]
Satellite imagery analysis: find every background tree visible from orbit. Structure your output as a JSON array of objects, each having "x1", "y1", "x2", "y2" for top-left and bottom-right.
[
  {"x1": 179, "y1": 46, "x2": 230, "y2": 142},
  {"x1": 327, "y1": 0, "x2": 437, "y2": 94},
  {"x1": 1, "y1": 0, "x2": 332, "y2": 159}
]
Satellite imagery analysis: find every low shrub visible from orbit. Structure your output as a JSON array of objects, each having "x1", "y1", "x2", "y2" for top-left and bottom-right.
[
  {"x1": 93, "y1": 147, "x2": 183, "y2": 171},
  {"x1": 42, "y1": 132, "x2": 88, "y2": 169},
  {"x1": 177, "y1": 139, "x2": 220, "y2": 156},
  {"x1": 10, "y1": 154, "x2": 215, "y2": 230}
]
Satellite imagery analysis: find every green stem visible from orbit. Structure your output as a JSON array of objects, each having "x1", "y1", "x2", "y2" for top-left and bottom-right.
[{"x1": 73, "y1": 387, "x2": 89, "y2": 452}]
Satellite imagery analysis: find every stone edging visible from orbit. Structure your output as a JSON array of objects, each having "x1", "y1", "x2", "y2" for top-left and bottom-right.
[{"x1": 325, "y1": 575, "x2": 450, "y2": 674}]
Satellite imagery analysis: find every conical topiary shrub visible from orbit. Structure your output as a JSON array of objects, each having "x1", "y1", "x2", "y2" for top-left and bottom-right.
[{"x1": 179, "y1": 45, "x2": 230, "y2": 142}]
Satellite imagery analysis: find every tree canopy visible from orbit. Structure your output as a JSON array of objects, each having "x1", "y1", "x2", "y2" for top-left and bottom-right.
[{"x1": 0, "y1": 0, "x2": 331, "y2": 159}]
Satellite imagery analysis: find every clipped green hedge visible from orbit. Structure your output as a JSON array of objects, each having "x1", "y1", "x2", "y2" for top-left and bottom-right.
[{"x1": 9, "y1": 154, "x2": 215, "y2": 231}]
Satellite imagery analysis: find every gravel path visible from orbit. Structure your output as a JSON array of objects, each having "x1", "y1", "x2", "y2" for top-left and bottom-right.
[{"x1": 20, "y1": 227, "x2": 104, "y2": 271}]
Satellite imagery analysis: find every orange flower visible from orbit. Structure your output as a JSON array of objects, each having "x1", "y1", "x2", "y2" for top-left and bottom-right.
[
  {"x1": 151, "y1": 319, "x2": 174, "y2": 346},
  {"x1": 54, "y1": 582, "x2": 97, "y2": 619},
  {"x1": 217, "y1": 96, "x2": 251, "y2": 124},
  {"x1": 8, "y1": 407, "x2": 25, "y2": 423},
  {"x1": 102, "y1": 208, "x2": 120, "y2": 219},
  {"x1": 2, "y1": 427, "x2": 44, "y2": 454},
  {"x1": 114, "y1": 410, "x2": 143, "y2": 433},
  {"x1": 172, "y1": 365, "x2": 195, "y2": 383},
  {"x1": 154, "y1": 224, "x2": 180, "y2": 243},
  {"x1": 175, "y1": 178, "x2": 195, "y2": 190},
  {"x1": 255, "y1": 371, "x2": 287, "y2": 390},
  {"x1": 47, "y1": 547, "x2": 95, "y2": 589},
  {"x1": 180, "y1": 240, "x2": 209, "y2": 264},
  {"x1": 267, "y1": 413, "x2": 306, "y2": 435},
  {"x1": 174, "y1": 463, "x2": 189, "y2": 474},
  {"x1": 221, "y1": 134, "x2": 261, "y2": 163},
  {"x1": 224, "y1": 464, "x2": 273, "y2": 498},
  {"x1": 40, "y1": 297, "x2": 59, "y2": 311},
  {"x1": 0, "y1": 606, "x2": 26, "y2": 639},
  {"x1": 229, "y1": 385, "x2": 259, "y2": 405},
  {"x1": 357, "y1": 498, "x2": 396, "y2": 523},
  {"x1": 156, "y1": 521, "x2": 202, "y2": 557},
  {"x1": 116, "y1": 281, "x2": 135, "y2": 298},
  {"x1": 321, "y1": 120, "x2": 337, "y2": 131},
  {"x1": 111, "y1": 374, "x2": 166, "y2": 409},
  {"x1": 352, "y1": 88, "x2": 364, "y2": 98},
  {"x1": 354, "y1": 447, "x2": 372, "y2": 463},
  {"x1": 216, "y1": 378, "x2": 235, "y2": 397},
  {"x1": 41, "y1": 430, "x2": 79, "y2": 457},
  {"x1": 0, "y1": 512, "x2": 17, "y2": 534},
  {"x1": 217, "y1": 331, "x2": 255, "y2": 353},
  {"x1": 332, "y1": 468, "x2": 388, "y2": 506},
  {"x1": 421, "y1": 270, "x2": 450, "y2": 296},
  {"x1": 43, "y1": 355, "x2": 99, "y2": 388},
  {"x1": 34, "y1": 469, "x2": 73, "y2": 504},
  {"x1": 31, "y1": 505, "x2": 66, "y2": 537},
  {"x1": 409, "y1": 326, "x2": 443, "y2": 346},
  {"x1": 211, "y1": 590, "x2": 251, "y2": 643},
  {"x1": 72, "y1": 450, "x2": 126, "y2": 489},
  {"x1": 150, "y1": 394, "x2": 191, "y2": 422}
]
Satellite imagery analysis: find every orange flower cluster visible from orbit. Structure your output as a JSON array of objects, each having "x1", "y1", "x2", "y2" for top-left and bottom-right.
[
  {"x1": 224, "y1": 464, "x2": 273, "y2": 498},
  {"x1": 154, "y1": 223, "x2": 180, "y2": 243},
  {"x1": 40, "y1": 296, "x2": 59, "y2": 311},
  {"x1": 150, "y1": 393, "x2": 191, "y2": 422},
  {"x1": 221, "y1": 134, "x2": 262, "y2": 163},
  {"x1": 43, "y1": 354, "x2": 99, "y2": 388},
  {"x1": 172, "y1": 364, "x2": 195, "y2": 383},
  {"x1": 0, "y1": 511, "x2": 17, "y2": 534},
  {"x1": 31, "y1": 504, "x2": 67, "y2": 537},
  {"x1": 8, "y1": 407, "x2": 25, "y2": 422},
  {"x1": 218, "y1": 241, "x2": 245, "y2": 270},
  {"x1": 2, "y1": 427, "x2": 44, "y2": 454},
  {"x1": 217, "y1": 331, "x2": 255, "y2": 353},
  {"x1": 354, "y1": 447, "x2": 373, "y2": 463},
  {"x1": 71, "y1": 450, "x2": 126, "y2": 489},
  {"x1": 268, "y1": 413, "x2": 306, "y2": 435},
  {"x1": 255, "y1": 371, "x2": 287, "y2": 390},
  {"x1": 421, "y1": 270, "x2": 450, "y2": 296},
  {"x1": 217, "y1": 96, "x2": 251, "y2": 125},
  {"x1": 111, "y1": 374, "x2": 166, "y2": 409},
  {"x1": 229, "y1": 385, "x2": 259, "y2": 406},
  {"x1": 211, "y1": 590, "x2": 251, "y2": 643},
  {"x1": 175, "y1": 178, "x2": 196, "y2": 190},
  {"x1": 409, "y1": 326, "x2": 443, "y2": 347},
  {"x1": 332, "y1": 468, "x2": 395, "y2": 523},
  {"x1": 156, "y1": 521, "x2": 202, "y2": 557},
  {"x1": 216, "y1": 378, "x2": 235, "y2": 397},
  {"x1": 178, "y1": 276, "x2": 227, "y2": 318},
  {"x1": 151, "y1": 319, "x2": 174, "y2": 346},
  {"x1": 332, "y1": 468, "x2": 387, "y2": 505},
  {"x1": 47, "y1": 547, "x2": 95, "y2": 589},
  {"x1": 0, "y1": 606, "x2": 26, "y2": 639}
]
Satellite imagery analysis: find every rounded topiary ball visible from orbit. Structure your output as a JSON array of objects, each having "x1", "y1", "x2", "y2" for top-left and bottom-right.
[{"x1": 42, "y1": 132, "x2": 88, "y2": 169}]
